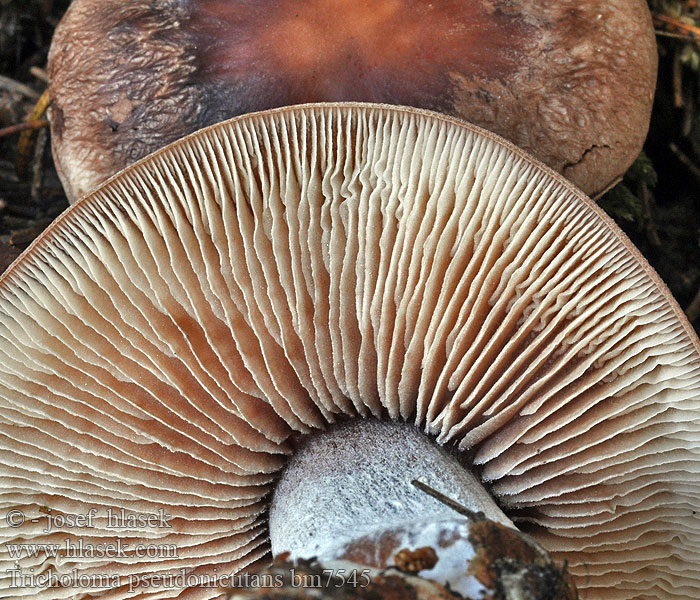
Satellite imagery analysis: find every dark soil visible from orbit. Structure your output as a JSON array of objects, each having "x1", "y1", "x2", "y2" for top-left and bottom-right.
[{"x1": 0, "y1": 0, "x2": 70, "y2": 270}]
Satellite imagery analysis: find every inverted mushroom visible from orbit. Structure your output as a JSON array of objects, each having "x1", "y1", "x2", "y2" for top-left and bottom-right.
[
  {"x1": 1, "y1": 104, "x2": 698, "y2": 600},
  {"x1": 47, "y1": 0, "x2": 657, "y2": 201}
]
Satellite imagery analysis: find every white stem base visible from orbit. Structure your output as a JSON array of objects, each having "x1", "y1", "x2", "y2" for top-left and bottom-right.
[{"x1": 269, "y1": 419, "x2": 513, "y2": 590}]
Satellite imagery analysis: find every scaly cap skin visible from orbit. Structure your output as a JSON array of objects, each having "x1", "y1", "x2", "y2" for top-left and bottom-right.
[
  {"x1": 47, "y1": 0, "x2": 656, "y2": 201},
  {"x1": 1, "y1": 104, "x2": 697, "y2": 599}
]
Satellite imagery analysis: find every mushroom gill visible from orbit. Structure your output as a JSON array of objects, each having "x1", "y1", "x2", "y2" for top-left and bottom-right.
[{"x1": 0, "y1": 104, "x2": 698, "y2": 600}]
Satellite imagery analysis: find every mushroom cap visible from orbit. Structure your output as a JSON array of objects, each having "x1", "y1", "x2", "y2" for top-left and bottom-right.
[
  {"x1": 1, "y1": 104, "x2": 698, "y2": 599},
  {"x1": 47, "y1": 0, "x2": 657, "y2": 201}
]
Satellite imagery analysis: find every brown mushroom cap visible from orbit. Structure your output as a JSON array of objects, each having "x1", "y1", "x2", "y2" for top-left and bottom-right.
[
  {"x1": 47, "y1": 0, "x2": 657, "y2": 201},
  {"x1": 1, "y1": 104, "x2": 698, "y2": 599}
]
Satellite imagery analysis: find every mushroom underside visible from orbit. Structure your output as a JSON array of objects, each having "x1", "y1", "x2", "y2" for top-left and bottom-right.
[{"x1": 0, "y1": 104, "x2": 698, "y2": 600}]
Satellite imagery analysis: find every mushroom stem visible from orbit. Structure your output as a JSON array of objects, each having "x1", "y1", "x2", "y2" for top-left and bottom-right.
[
  {"x1": 269, "y1": 420, "x2": 518, "y2": 595},
  {"x1": 268, "y1": 421, "x2": 577, "y2": 598},
  {"x1": 270, "y1": 421, "x2": 512, "y2": 557}
]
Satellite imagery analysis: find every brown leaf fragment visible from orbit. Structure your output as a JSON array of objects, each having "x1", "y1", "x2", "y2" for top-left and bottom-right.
[
  {"x1": 468, "y1": 520, "x2": 578, "y2": 600},
  {"x1": 394, "y1": 547, "x2": 439, "y2": 574}
]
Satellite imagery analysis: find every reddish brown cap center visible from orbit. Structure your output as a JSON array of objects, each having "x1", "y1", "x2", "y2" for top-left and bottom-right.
[{"x1": 191, "y1": 0, "x2": 538, "y2": 111}]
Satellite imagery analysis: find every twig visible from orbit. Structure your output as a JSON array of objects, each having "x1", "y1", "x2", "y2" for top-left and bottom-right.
[
  {"x1": 9, "y1": 219, "x2": 53, "y2": 246},
  {"x1": 0, "y1": 75, "x2": 40, "y2": 100},
  {"x1": 654, "y1": 13, "x2": 700, "y2": 38},
  {"x1": 655, "y1": 30, "x2": 697, "y2": 41},
  {"x1": 687, "y1": 287, "x2": 700, "y2": 324},
  {"x1": 30, "y1": 67, "x2": 49, "y2": 83},
  {"x1": 411, "y1": 479, "x2": 484, "y2": 522},
  {"x1": 669, "y1": 142, "x2": 700, "y2": 182},
  {"x1": 31, "y1": 129, "x2": 48, "y2": 204},
  {"x1": 17, "y1": 89, "x2": 51, "y2": 181},
  {"x1": 684, "y1": 104, "x2": 695, "y2": 137},
  {"x1": 0, "y1": 120, "x2": 49, "y2": 139},
  {"x1": 639, "y1": 182, "x2": 661, "y2": 248},
  {"x1": 673, "y1": 49, "x2": 684, "y2": 108}
]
